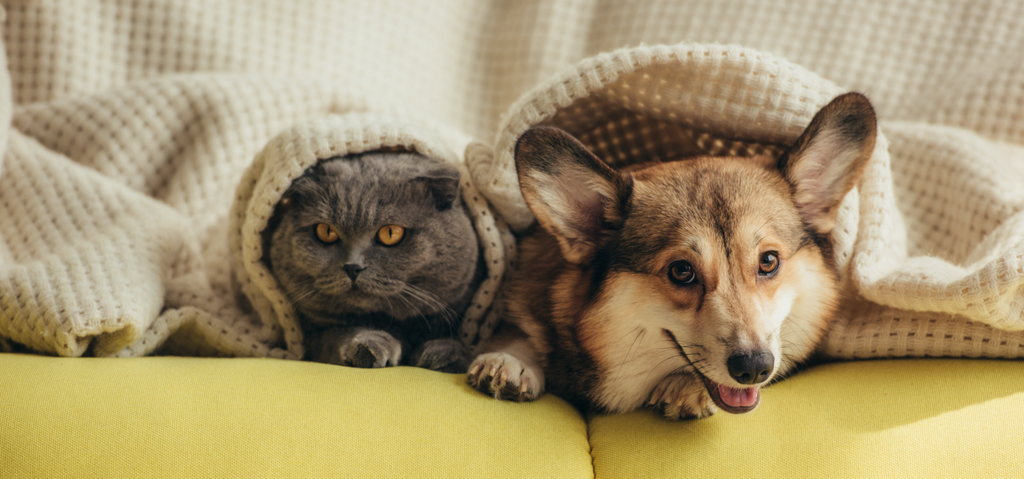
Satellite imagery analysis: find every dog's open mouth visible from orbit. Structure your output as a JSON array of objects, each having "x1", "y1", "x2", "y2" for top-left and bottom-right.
[
  {"x1": 662, "y1": 328, "x2": 761, "y2": 414},
  {"x1": 701, "y1": 376, "x2": 760, "y2": 414}
]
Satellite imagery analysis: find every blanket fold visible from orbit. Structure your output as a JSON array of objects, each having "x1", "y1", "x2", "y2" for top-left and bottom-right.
[
  {"x1": 1, "y1": 1, "x2": 1022, "y2": 361},
  {"x1": 229, "y1": 113, "x2": 509, "y2": 359},
  {"x1": 468, "y1": 43, "x2": 1024, "y2": 360}
]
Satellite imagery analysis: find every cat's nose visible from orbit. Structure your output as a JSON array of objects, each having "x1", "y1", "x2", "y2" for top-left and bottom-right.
[{"x1": 343, "y1": 264, "x2": 366, "y2": 281}]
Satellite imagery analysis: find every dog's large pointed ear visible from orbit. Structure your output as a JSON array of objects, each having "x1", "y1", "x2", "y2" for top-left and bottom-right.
[
  {"x1": 778, "y1": 92, "x2": 877, "y2": 235},
  {"x1": 515, "y1": 127, "x2": 632, "y2": 264}
]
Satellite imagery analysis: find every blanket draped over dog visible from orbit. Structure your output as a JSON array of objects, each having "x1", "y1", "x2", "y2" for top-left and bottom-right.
[{"x1": 1, "y1": 0, "x2": 1023, "y2": 360}]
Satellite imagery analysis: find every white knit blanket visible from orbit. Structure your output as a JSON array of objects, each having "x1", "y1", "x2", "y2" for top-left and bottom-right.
[{"x1": 1, "y1": 1, "x2": 1023, "y2": 360}]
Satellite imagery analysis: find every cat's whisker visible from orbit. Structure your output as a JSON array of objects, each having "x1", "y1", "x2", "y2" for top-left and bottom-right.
[
  {"x1": 394, "y1": 289, "x2": 435, "y2": 335},
  {"x1": 391, "y1": 290, "x2": 420, "y2": 319},
  {"x1": 399, "y1": 285, "x2": 436, "y2": 312},
  {"x1": 381, "y1": 294, "x2": 397, "y2": 319},
  {"x1": 397, "y1": 287, "x2": 435, "y2": 317},
  {"x1": 399, "y1": 284, "x2": 461, "y2": 331},
  {"x1": 409, "y1": 285, "x2": 460, "y2": 327},
  {"x1": 283, "y1": 278, "x2": 320, "y2": 306}
]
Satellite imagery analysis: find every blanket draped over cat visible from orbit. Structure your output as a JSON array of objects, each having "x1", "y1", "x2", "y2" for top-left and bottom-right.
[
  {"x1": 230, "y1": 114, "x2": 510, "y2": 359},
  {"x1": 1, "y1": 1, "x2": 1022, "y2": 360}
]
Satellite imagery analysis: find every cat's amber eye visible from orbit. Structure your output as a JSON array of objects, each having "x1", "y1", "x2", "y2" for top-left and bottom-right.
[
  {"x1": 759, "y1": 252, "x2": 780, "y2": 276},
  {"x1": 315, "y1": 223, "x2": 339, "y2": 244},
  {"x1": 377, "y1": 225, "x2": 405, "y2": 246}
]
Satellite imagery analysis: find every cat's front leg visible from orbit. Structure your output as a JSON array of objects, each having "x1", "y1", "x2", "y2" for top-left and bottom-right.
[
  {"x1": 340, "y1": 329, "x2": 402, "y2": 368},
  {"x1": 409, "y1": 338, "x2": 468, "y2": 373},
  {"x1": 308, "y1": 327, "x2": 402, "y2": 368},
  {"x1": 646, "y1": 371, "x2": 717, "y2": 420}
]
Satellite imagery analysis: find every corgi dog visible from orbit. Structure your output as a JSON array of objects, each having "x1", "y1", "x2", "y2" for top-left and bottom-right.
[{"x1": 467, "y1": 93, "x2": 876, "y2": 418}]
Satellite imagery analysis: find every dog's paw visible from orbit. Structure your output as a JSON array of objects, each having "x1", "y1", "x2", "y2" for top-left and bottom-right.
[
  {"x1": 338, "y1": 330, "x2": 401, "y2": 368},
  {"x1": 647, "y1": 372, "x2": 717, "y2": 420},
  {"x1": 410, "y1": 339, "x2": 469, "y2": 373},
  {"x1": 466, "y1": 352, "x2": 544, "y2": 402}
]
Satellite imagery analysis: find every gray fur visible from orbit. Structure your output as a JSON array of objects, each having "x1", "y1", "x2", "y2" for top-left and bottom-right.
[{"x1": 266, "y1": 152, "x2": 481, "y2": 372}]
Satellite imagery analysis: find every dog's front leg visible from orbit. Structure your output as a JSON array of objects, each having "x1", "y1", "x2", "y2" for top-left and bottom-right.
[
  {"x1": 466, "y1": 323, "x2": 545, "y2": 402},
  {"x1": 647, "y1": 371, "x2": 717, "y2": 419}
]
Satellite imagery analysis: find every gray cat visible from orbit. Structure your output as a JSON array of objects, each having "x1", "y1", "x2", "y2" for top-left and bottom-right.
[{"x1": 265, "y1": 152, "x2": 482, "y2": 373}]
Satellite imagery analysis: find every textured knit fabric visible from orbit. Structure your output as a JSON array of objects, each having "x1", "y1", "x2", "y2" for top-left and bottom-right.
[{"x1": 1, "y1": 0, "x2": 1023, "y2": 360}]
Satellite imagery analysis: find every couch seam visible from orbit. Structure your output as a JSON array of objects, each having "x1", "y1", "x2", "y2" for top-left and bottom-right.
[{"x1": 586, "y1": 413, "x2": 597, "y2": 479}]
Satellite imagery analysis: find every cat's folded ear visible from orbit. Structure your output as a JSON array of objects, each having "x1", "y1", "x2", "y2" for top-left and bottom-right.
[
  {"x1": 515, "y1": 126, "x2": 632, "y2": 264},
  {"x1": 413, "y1": 165, "x2": 462, "y2": 211}
]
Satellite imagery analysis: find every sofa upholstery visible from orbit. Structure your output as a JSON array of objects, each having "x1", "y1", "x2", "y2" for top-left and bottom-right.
[{"x1": 3, "y1": 353, "x2": 1022, "y2": 478}]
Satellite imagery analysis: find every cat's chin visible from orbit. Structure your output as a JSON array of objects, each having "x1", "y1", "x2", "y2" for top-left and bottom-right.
[
  {"x1": 341, "y1": 300, "x2": 440, "y2": 321},
  {"x1": 296, "y1": 291, "x2": 434, "y2": 321}
]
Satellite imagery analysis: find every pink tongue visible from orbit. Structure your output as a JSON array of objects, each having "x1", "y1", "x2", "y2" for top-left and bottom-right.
[{"x1": 718, "y1": 384, "x2": 759, "y2": 408}]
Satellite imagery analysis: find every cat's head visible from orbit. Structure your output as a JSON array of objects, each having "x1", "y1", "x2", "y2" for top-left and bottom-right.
[{"x1": 267, "y1": 153, "x2": 480, "y2": 324}]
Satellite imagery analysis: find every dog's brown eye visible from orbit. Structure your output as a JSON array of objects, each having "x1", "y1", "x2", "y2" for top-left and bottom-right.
[
  {"x1": 315, "y1": 223, "x2": 339, "y2": 244},
  {"x1": 668, "y1": 261, "x2": 697, "y2": 285},
  {"x1": 377, "y1": 225, "x2": 405, "y2": 246},
  {"x1": 759, "y1": 252, "x2": 780, "y2": 276}
]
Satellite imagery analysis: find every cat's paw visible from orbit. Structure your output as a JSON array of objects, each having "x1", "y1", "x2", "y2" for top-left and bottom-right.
[
  {"x1": 647, "y1": 372, "x2": 717, "y2": 420},
  {"x1": 338, "y1": 330, "x2": 402, "y2": 368},
  {"x1": 410, "y1": 339, "x2": 469, "y2": 373},
  {"x1": 466, "y1": 352, "x2": 544, "y2": 402}
]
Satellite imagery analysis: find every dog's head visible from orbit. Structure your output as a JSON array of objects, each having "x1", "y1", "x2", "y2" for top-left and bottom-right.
[{"x1": 515, "y1": 93, "x2": 876, "y2": 413}]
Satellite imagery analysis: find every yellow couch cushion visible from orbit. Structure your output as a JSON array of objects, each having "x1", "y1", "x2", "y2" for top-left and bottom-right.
[
  {"x1": 0, "y1": 354, "x2": 593, "y2": 479},
  {"x1": 589, "y1": 359, "x2": 1024, "y2": 478}
]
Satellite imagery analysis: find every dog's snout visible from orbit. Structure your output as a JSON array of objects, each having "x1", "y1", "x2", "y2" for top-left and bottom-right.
[{"x1": 726, "y1": 351, "x2": 774, "y2": 385}]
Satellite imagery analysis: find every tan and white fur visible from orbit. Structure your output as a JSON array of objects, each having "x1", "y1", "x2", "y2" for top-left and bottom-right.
[{"x1": 467, "y1": 93, "x2": 877, "y2": 419}]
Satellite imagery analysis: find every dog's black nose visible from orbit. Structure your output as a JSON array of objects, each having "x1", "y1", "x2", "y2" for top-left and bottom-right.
[
  {"x1": 727, "y1": 351, "x2": 774, "y2": 385},
  {"x1": 343, "y1": 264, "x2": 366, "y2": 281}
]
